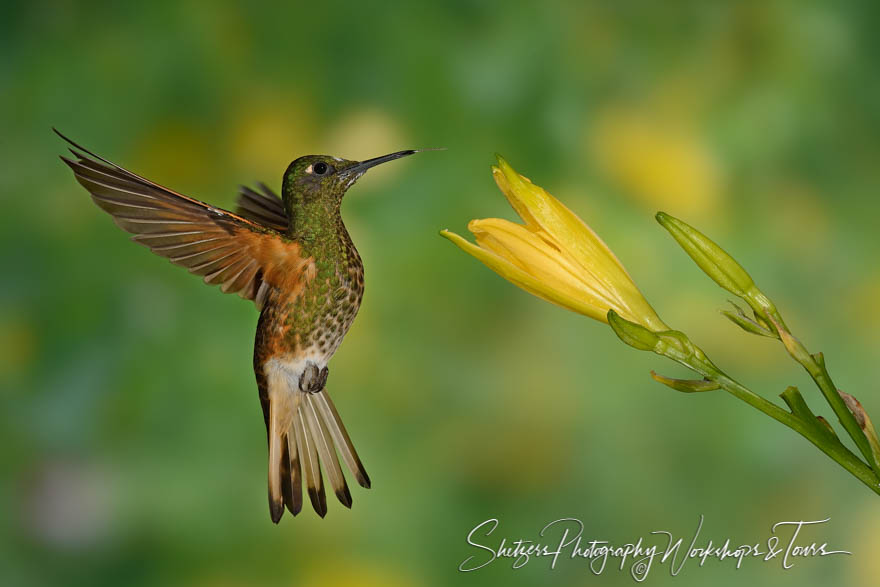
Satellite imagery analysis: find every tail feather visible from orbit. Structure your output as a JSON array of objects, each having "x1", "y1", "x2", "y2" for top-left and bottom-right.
[
  {"x1": 304, "y1": 394, "x2": 352, "y2": 508},
  {"x1": 280, "y1": 437, "x2": 303, "y2": 516},
  {"x1": 294, "y1": 405, "x2": 327, "y2": 517},
  {"x1": 267, "y1": 395, "x2": 287, "y2": 523},
  {"x1": 265, "y1": 369, "x2": 369, "y2": 523},
  {"x1": 314, "y1": 391, "x2": 371, "y2": 489}
]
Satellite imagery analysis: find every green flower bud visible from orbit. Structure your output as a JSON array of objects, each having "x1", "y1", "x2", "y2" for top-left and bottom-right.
[
  {"x1": 656, "y1": 212, "x2": 788, "y2": 331},
  {"x1": 656, "y1": 211, "x2": 756, "y2": 297}
]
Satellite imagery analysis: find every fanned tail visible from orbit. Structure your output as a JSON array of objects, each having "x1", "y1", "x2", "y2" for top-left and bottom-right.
[{"x1": 267, "y1": 386, "x2": 370, "y2": 523}]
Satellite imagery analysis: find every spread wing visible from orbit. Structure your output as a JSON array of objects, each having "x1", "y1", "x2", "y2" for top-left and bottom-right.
[
  {"x1": 236, "y1": 182, "x2": 289, "y2": 233},
  {"x1": 56, "y1": 129, "x2": 307, "y2": 310}
]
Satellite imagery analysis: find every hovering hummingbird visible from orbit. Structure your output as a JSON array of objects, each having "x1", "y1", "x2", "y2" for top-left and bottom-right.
[{"x1": 56, "y1": 129, "x2": 425, "y2": 523}]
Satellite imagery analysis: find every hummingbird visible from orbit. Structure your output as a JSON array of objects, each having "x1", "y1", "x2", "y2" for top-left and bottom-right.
[{"x1": 55, "y1": 129, "x2": 423, "y2": 523}]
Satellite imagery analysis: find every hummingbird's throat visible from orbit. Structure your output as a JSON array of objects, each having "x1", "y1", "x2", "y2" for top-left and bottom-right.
[{"x1": 284, "y1": 195, "x2": 345, "y2": 246}]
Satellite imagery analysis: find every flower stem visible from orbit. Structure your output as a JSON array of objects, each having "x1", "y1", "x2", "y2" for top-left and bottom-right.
[
  {"x1": 781, "y1": 334, "x2": 880, "y2": 478},
  {"x1": 716, "y1": 374, "x2": 880, "y2": 493},
  {"x1": 683, "y1": 354, "x2": 880, "y2": 494},
  {"x1": 607, "y1": 310, "x2": 880, "y2": 494}
]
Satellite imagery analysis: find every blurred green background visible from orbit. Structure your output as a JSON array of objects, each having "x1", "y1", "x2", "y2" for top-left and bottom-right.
[{"x1": 3, "y1": 1, "x2": 880, "y2": 585}]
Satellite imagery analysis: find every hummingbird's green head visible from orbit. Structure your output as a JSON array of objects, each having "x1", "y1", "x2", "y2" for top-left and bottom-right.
[{"x1": 282, "y1": 150, "x2": 418, "y2": 210}]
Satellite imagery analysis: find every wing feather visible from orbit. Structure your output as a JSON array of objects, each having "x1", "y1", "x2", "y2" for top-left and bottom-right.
[
  {"x1": 236, "y1": 183, "x2": 288, "y2": 232},
  {"x1": 56, "y1": 129, "x2": 304, "y2": 309}
]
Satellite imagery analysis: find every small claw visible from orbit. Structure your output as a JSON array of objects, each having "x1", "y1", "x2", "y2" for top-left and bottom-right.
[{"x1": 298, "y1": 363, "x2": 325, "y2": 393}]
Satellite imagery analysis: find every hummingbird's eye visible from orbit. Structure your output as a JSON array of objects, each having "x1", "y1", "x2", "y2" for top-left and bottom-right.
[{"x1": 313, "y1": 162, "x2": 329, "y2": 175}]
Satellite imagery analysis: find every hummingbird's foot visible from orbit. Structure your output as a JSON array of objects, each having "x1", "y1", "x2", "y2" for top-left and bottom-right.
[{"x1": 298, "y1": 363, "x2": 328, "y2": 394}]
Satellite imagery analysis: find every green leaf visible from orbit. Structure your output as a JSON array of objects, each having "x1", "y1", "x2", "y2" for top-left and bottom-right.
[{"x1": 650, "y1": 371, "x2": 720, "y2": 393}]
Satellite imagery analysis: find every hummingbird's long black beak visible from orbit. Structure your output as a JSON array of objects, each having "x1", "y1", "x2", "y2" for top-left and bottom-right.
[
  {"x1": 347, "y1": 150, "x2": 418, "y2": 175},
  {"x1": 345, "y1": 148, "x2": 446, "y2": 176}
]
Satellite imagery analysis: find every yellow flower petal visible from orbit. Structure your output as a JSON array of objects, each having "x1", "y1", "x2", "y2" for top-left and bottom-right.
[
  {"x1": 495, "y1": 156, "x2": 628, "y2": 278},
  {"x1": 491, "y1": 165, "x2": 539, "y2": 230},
  {"x1": 465, "y1": 218, "x2": 529, "y2": 271},
  {"x1": 496, "y1": 157, "x2": 665, "y2": 330},
  {"x1": 439, "y1": 229, "x2": 608, "y2": 322},
  {"x1": 468, "y1": 218, "x2": 619, "y2": 311}
]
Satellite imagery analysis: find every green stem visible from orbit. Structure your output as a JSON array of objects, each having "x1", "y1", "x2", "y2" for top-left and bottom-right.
[
  {"x1": 684, "y1": 356, "x2": 880, "y2": 494},
  {"x1": 753, "y1": 310, "x2": 880, "y2": 475},
  {"x1": 606, "y1": 312, "x2": 880, "y2": 494},
  {"x1": 718, "y1": 374, "x2": 880, "y2": 493},
  {"x1": 791, "y1": 342, "x2": 880, "y2": 478}
]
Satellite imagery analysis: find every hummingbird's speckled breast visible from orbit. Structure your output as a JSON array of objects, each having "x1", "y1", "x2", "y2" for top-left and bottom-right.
[
  {"x1": 280, "y1": 222, "x2": 364, "y2": 365},
  {"x1": 291, "y1": 237, "x2": 364, "y2": 360}
]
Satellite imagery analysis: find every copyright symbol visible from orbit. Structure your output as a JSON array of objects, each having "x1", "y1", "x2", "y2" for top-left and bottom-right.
[{"x1": 632, "y1": 560, "x2": 649, "y2": 578}]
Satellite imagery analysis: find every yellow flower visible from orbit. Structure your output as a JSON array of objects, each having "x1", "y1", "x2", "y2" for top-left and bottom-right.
[{"x1": 440, "y1": 155, "x2": 666, "y2": 331}]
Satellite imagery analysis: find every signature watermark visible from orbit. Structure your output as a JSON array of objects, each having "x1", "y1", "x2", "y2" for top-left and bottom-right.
[{"x1": 459, "y1": 516, "x2": 850, "y2": 580}]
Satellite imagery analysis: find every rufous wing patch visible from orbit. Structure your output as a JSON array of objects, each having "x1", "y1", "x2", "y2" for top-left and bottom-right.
[{"x1": 57, "y1": 130, "x2": 309, "y2": 310}]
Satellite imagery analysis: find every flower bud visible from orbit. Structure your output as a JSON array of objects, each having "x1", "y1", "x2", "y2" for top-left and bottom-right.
[
  {"x1": 442, "y1": 156, "x2": 667, "y2": 331},
  {"x1": 655, "y1": 211, "x2": 756, "y2": 297}
]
